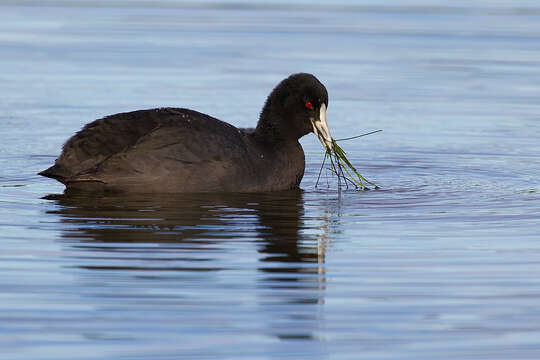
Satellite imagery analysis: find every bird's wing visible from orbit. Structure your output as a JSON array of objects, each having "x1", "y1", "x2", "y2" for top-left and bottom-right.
[
  {"x1": 65, "y1": 110, "x2": 257, "y2": 191},
  {"x1": 40, "y1": 108, "x2": 245, "y2": 183}
]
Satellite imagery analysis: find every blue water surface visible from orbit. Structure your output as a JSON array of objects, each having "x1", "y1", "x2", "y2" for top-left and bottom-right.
[{"x1": 1, "y1": 1, "x2": 540, "y2": 359}]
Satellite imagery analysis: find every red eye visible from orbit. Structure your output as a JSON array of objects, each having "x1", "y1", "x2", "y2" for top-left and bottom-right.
[{"x1": 305, "y1": 101, "x2": 313, "y2": 109}]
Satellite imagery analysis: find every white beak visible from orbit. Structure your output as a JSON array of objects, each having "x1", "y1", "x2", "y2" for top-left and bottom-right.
[{"x1": 311, "y1": 103, "x2": 333, "y2": 151}]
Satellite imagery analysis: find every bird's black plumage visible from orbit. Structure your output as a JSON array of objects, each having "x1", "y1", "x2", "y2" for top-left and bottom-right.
[{"x1": 39, "y1": 73, "x2": 330, "y2": 193}]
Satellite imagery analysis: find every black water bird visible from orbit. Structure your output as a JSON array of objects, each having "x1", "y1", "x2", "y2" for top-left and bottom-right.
[{"x1": 39, "y1": 73, "x2": 333, "y2": 192}]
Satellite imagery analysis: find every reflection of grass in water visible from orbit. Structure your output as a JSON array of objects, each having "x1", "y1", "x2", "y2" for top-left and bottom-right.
[{"x1": 316, "y1": 131, "x2": 380, "y2": 191}]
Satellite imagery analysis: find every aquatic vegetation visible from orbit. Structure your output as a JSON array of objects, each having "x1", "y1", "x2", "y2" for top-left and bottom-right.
[{"x1": 316, "y1": 130, "x2": 381, "y2": 191}]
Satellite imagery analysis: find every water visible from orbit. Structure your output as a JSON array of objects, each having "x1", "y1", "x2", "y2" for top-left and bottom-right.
[{"x1": 2, "y1": 1, "x2": 540, "y2": 359}]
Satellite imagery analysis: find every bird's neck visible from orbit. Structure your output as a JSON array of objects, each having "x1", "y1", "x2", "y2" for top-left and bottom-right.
[{"x1": 254, "y1": 109, "x2": 296, "y2": 145}]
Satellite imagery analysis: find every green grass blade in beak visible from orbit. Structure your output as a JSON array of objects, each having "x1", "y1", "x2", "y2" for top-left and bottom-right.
[{"x1": 311, "y1": 103, "x2": 333, "y2": 151}]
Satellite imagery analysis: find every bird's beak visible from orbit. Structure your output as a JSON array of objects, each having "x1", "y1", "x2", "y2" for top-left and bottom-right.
[{"x1": 311, "y1": 103, "x2": 333, "y2": 151}]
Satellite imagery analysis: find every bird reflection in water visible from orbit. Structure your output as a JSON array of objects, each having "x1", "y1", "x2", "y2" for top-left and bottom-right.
[{"x1": 45, "y1": 189, "x2": 330, "y2": 341}]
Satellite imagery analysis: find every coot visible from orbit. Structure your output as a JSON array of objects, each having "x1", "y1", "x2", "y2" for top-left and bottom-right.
[{"x1": 39, "y1": 73, "x2": 333, "y2": 193}]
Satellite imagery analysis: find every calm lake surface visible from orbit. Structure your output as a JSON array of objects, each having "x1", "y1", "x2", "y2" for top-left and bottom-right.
[{"x1": 1, "y1": 1, "x2": 540, "y2": 359}]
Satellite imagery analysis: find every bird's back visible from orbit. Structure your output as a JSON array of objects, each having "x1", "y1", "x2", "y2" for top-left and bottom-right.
[{"x1": 40, "y1": 108, "x2": 259, "y2": 192}]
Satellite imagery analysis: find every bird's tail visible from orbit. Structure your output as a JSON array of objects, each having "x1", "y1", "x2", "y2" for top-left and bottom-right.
[{"x1": 38, "y1": 164, "x2": 70, "y2": 183}]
